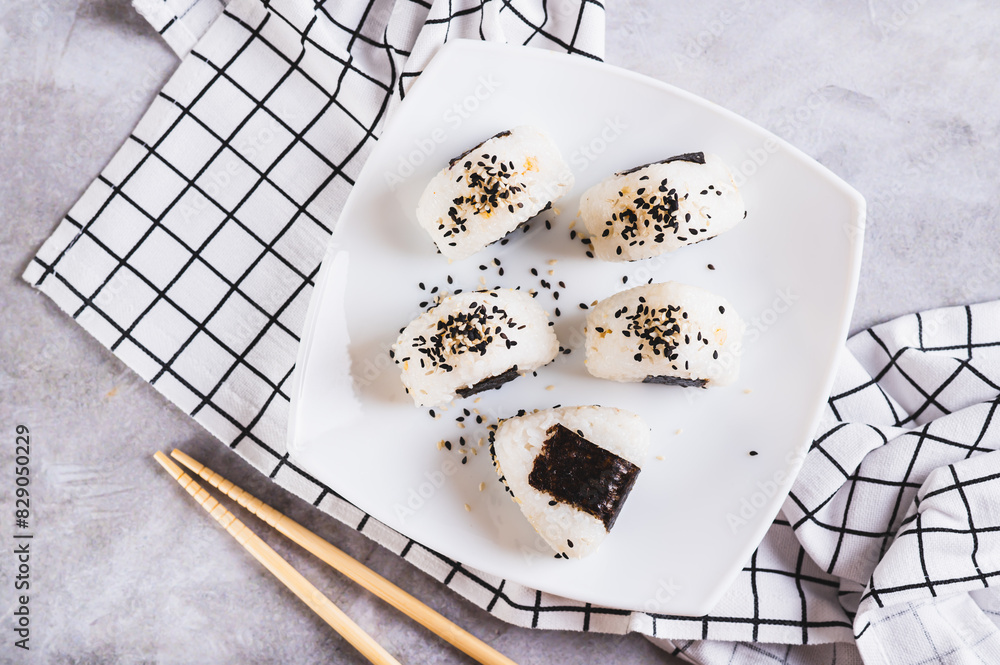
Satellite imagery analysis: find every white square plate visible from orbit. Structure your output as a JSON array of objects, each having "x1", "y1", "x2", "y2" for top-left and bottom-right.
[{"x1": 287, "y1": 40, "x2": 864, "y2": 615}]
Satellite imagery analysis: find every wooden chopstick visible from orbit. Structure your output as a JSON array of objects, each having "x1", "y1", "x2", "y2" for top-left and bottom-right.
[
  {"x1": 170, "y1": 449, "x2": 520, "y2": 665},
  {"x1": 152, "y1": 452, "x2": 402, "y2": 665}
]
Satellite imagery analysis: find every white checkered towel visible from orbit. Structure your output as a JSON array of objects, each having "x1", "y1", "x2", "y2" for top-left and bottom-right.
[
  {"x1": 650, "y1": 303, "x2": 1000, "y2": 663},
  {"x1": 23, "y1": 1, "x2": 1000, "y2": 662}
]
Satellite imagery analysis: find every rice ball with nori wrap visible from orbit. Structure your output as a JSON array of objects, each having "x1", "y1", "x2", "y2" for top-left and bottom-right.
[
  {"x1": 581, "y1": 152, "x2": 745, "y2": 262},
  {"x1": 585, "y1": 281, "x2": 745, "y2": 387},
  {"x1": 491, "y1": 406, "x2": 650, "y2": 558},
  {"x1": 416, "y1": 126, "x2": 574, "y2": 261},
  {"x1": 392, "y1": 289, "x2": 559, "y2": 407}
]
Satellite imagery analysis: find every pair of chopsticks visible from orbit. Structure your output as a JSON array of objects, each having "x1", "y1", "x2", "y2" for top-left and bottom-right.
[{"x1": 154, "y1": 450, "x2": 517, "y2": 665}]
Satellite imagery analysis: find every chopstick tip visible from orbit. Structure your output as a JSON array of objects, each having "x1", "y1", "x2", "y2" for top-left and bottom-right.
[
  {"x1": 170, "y1": 448, "x2": 202, "y2": 474},
  {"x1": 153, "y1": 450, "x2": 183, "y2": 479}
]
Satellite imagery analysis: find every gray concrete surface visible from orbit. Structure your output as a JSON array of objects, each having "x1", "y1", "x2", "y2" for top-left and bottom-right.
[{"x1": 2, "y1": 0, "x2": 1000, "y2": 662}]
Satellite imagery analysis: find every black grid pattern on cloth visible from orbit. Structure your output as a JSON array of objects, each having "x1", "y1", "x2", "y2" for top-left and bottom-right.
[
  {"x1": 27, "y1": 0, "x2": 1000, "y2": 657},
  {"x1": 639, "y1": 304, "x2": 1000, "y2": 657},
  {"x1": 649, "y1": 640, "x2": 864, "y2": 665},
  {"x1": 783, "y1": 305, "x2": 1000, "y2": 587},
  {"x1": 779, "y1": 303, "x2": 1000, "y2": 662},
  {"x1": 26, "y1": 0, "x2": 629, "y2": 638},
  {"x1": 393, "y1": 0, "x2": 606, "y2": 100}
]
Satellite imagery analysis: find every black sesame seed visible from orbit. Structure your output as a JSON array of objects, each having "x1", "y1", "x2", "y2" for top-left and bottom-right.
[
  {"x1": 749, "y1": 450, "x2": 758, "y2": 456},
  {"x1": 707, "y1": 264, "x2": 715, "y2": 271},
  {"x1": 719, "y1": 306, "x2": 725, "y2": 314}
]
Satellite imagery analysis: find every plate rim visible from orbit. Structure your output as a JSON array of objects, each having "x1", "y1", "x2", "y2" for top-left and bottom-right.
[{"x1": 287, "y1": 39, "x2": 867, "y2": 616}]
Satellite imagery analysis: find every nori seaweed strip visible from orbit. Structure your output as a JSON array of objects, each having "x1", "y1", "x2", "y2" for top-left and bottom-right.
[
  {"x1": 528, "y1": 424, "x2": 640, "y2": 531},
  {"x1": 456, "y1": 366, "x2": 520, "y2": 398},
  {"x1": 642, "y1": 375, "x2": 707, "y2": 388},
  {"x1": 616, "y1": 151, "x2": 706, "y2": 177},
  {"x1": 448, "y1": 130, "x2": 513, "y2": 168}
]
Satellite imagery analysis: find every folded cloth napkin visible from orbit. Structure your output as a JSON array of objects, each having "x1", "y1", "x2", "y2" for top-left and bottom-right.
[
  {"x1": 651, "y1": 303, "x2": 1000, "y2": 663},
  {"x1": 23, "y1": 1, "x2": 1000, "y2": 662}
]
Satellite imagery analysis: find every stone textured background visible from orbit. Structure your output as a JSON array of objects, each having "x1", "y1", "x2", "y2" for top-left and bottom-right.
[{"x1": 2, "y1": 0, "x2": 999, "y2": 662}]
